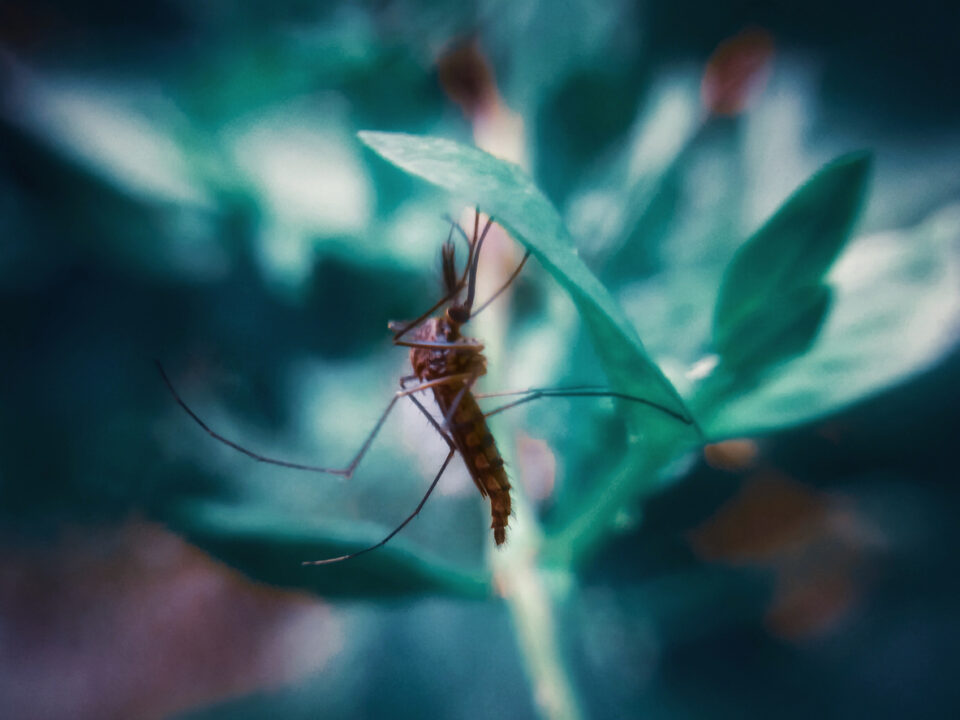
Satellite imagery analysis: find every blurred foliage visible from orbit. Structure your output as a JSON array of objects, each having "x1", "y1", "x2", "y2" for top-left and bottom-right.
[
  {"x1": 357, "y1": 131, "x2": 694, "y2": 429},
  {"x1": 710, "y1": 153, "x2": 870, "y2": 379},
  {"x1": 1, "y1": 1, "x2": 959, "y2": 719}
]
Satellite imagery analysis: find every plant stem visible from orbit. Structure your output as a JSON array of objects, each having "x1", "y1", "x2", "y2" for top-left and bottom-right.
[{"x1": 491, "y1": 488, "x2": 584, "y2": 720}]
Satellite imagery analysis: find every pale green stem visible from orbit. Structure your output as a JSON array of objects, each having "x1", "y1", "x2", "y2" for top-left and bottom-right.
[
  {"x1": 477, "y1": 234, "x2": 585, "y2": 720},
  {"x1": 490, "y1": 485, "x2": 583, "y2": 720}
]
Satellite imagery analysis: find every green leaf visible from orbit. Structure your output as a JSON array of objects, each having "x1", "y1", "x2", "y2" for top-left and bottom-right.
[
  {"x1": 712, "y1": 152, "x2": 872, "y2": 375},
  {"x1": 164, "y1": 501, "x2": 491, "y2": 599},
  {"x1": 357, "y1": 131, "x2": 696, "y2": 434},
  {"x1": 10, "y1": 75, "x2": 209, "y2": 207},
  {"x1": 717, "y1": 284, "x2": 832, "y2": 375},
  {"x1": 702, "y1": 204, "x2": 960, "y2": 437}
]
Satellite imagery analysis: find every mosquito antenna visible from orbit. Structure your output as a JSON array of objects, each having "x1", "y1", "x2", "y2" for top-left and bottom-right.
[
  {"x1": 441, "y1": 213, "x2": 472, "y2": 250},
  {"x1": 392, "y1": 213, "x2": 481, "y2": 341},
  {"x1": 441, "y1": 213, "x2": 475, "y2": 290},
  {"x1": 462, "y1": 215, "x2": 495, "y2": 315},
  {"x1": 462, "y1": 208, "x2": 480, "y2": 288},
  {"x1": 390, "y1": 288, "x2": 460, "y2": 341},
  {"x1": 470, "y1": 249, "x2": 531, "y2": 319}
]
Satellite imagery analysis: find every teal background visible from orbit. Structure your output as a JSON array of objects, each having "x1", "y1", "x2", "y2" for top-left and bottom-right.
[{"x1": 1, "y1": 1, "x2": 958, "y2": 718}]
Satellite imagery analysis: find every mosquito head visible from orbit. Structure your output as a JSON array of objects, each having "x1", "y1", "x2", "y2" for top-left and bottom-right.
[{"x1": 445, "y1": 303, "x2": 470, "y2": 326}]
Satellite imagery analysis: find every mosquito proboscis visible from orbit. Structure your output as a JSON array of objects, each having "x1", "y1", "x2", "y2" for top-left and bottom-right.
[{"x1": 158, "y1": 209, "x2": 693, "y2": 565}]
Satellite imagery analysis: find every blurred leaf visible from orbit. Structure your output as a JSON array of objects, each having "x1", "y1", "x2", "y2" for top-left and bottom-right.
[
  {"x1": 702, "y1": 204, "x2": 960, "y2": 437},
  {"x1": 718, "y1": 284, "x2": 832, "y2": 375},
  {"x1": 535, "y1": 67, "x2": 642, "y2": 206},
  {"x1": 223, "y1": 101, "x2": 374, "y2": 292},
  {"x1": 619, "y1": 265, "x2": 719, "y2": 381},
  {"x1": 712, "y1": 152, "x2": 872, "y2": 375},
  {"x1": 566, "y1": 72, "x2": 702, "y2": 269},
  {"x1": 483, "y1": 0, "x2": 639, "y2": 115},
  {"x1": 6, "y1": 71, "x2": 209, "y2": 207},
  {"x1": 165, "y1": 502, "x2": 491, "y2": 599},
  {"x1": 357, "y1": 131, "x2": 696, "y2": 433},
  {"x1": 226, "y1": 103, "x2": 371, "y2": 236}
]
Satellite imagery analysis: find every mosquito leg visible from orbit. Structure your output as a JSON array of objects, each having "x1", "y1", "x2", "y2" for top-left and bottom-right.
[
  {"x1": 390, "y1": 210, "x2": 494, "y2": 341},
  {"x1": 469, "y1": 250, "x2": 531, "y2": 319},
  {"x1": 400, "y1": 376, "x2": 457, "y2": 451},
  {"x1": 394, "y1": 339, "x2": 485, "y2": 351},
  {"x1": 390, "y1": 291, "x2": 459, "y2": 343},
  {"x1": 157, "y1": 360, "x2": 362, "y2": 474},
  {"x1": 299, "y1": 381, "x2": 461, "y2": 565},
  {"x1": 390, "y1": 214, "x2": 479, "y2": 343},
  {"x1": 478, "y1": 386, "x2": 696, "y2": 427},
  {"x1": 402, "y1": 373, "x2": 477, "y2": 450},
  {"x1": 397, "y1": 373, "x2": 475, "y2": 395},
  {"x1": 309, "y1": 373, "x2": 471, "y2": 476},
  {"x1": 474, "y1": 384, "x2": 608, "y2": 400},
  {"x1": 405, "y1": 393, "x2": 456, "y2": 451},
  {"x1": 276, "y1": 373, "x2": 472, "y2": 475},
  {"x1": 301, "y1": 448, "x2": 456, "y2": 566},
  {"x1": 157, "y1": 362, "x2": 470, "y2": 478}
]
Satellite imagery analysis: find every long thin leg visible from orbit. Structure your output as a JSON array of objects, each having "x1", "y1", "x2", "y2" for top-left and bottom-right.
[
  {"x1": 477, "y1": 385, "x2": 695, "y2": 426},
  {"x1": 301, "y1": 448, "x2": 457, "y2": 566},
  {"x1": 469, "y1": 250, "x2": 532, "y2": 320},
  {"x1": 157, "y1": 361, "x2": 472, "y2": 478},
  {"x1": 390, "y1": 209, "x2": 491, "y2": 341},
  {"x1": 390, "y1": 291, "x2": 459, "y2": 343},
  {"x1": 400, "y1": 376, "x2": 458, "y2": 452},
  {"x1": 402, "y1": 371, "x2": 477, "y2": 451},
  {"x1": 299, "y1": 381, "x2": 463, "y2": 565},
  {"x1": 405, "y1": 394, "x2": 456, "y2": 451},
  {"x1": 390, "y1": 212, "x2": 480, "y2": 343},
  {"x1": 394, "y1": 339, "x2": 485, "y2": 351},
  {"x1": 474, "y1": 384, "x2": 607, "y2": 400}
]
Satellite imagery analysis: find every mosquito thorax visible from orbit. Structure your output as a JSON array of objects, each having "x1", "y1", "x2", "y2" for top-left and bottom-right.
[{"x1": 437, "y1": 314, "x2": 461, "y2": 343}]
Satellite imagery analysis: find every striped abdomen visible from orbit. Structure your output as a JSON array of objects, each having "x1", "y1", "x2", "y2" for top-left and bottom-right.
[{"x1": 433, "y1": 383, "x2": 512, "y2": 545}]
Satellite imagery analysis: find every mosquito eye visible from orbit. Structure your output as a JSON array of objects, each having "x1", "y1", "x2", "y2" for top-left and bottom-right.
[{"x1": 447, "y1": 306, "x2": 469, "y2": 324}]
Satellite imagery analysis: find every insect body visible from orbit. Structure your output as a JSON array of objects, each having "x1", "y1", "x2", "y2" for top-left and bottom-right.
[
  {"x1": 409, "y1": 316, "x2": 511, "y2": 544},
  {"x1": 158, "y1": 209, "x2": 693, "y2": 565},
  {"x1": 396, "y1": 212, "x2": 516, "y2": 546}
]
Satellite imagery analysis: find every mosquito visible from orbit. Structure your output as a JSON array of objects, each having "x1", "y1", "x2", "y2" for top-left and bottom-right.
[{"x1": 157, "y1": 210, "x2": 693, "y2": 565}]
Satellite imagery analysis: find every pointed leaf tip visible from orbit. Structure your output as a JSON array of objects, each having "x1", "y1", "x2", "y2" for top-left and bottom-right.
[
  {"x1": 357, "y1": 130, "x2": 697, "y2": 434},
  {"x1": 711, "y1": 150, "x2": 873, "y2": 379}
]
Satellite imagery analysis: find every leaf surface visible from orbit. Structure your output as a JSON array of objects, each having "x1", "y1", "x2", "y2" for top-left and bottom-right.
[
  {"x1": 165, "y1": 501, "x2": 491, "y2": 598},
  {"x1": 358, "y1": 131, "x2": 695, "y2": 433},
  {"x1": 704, "y1": 205, "x2": 960, "y2": 436},
  {"x1": 712, "y1": 152, "x2": 872, "y2": 375}
]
